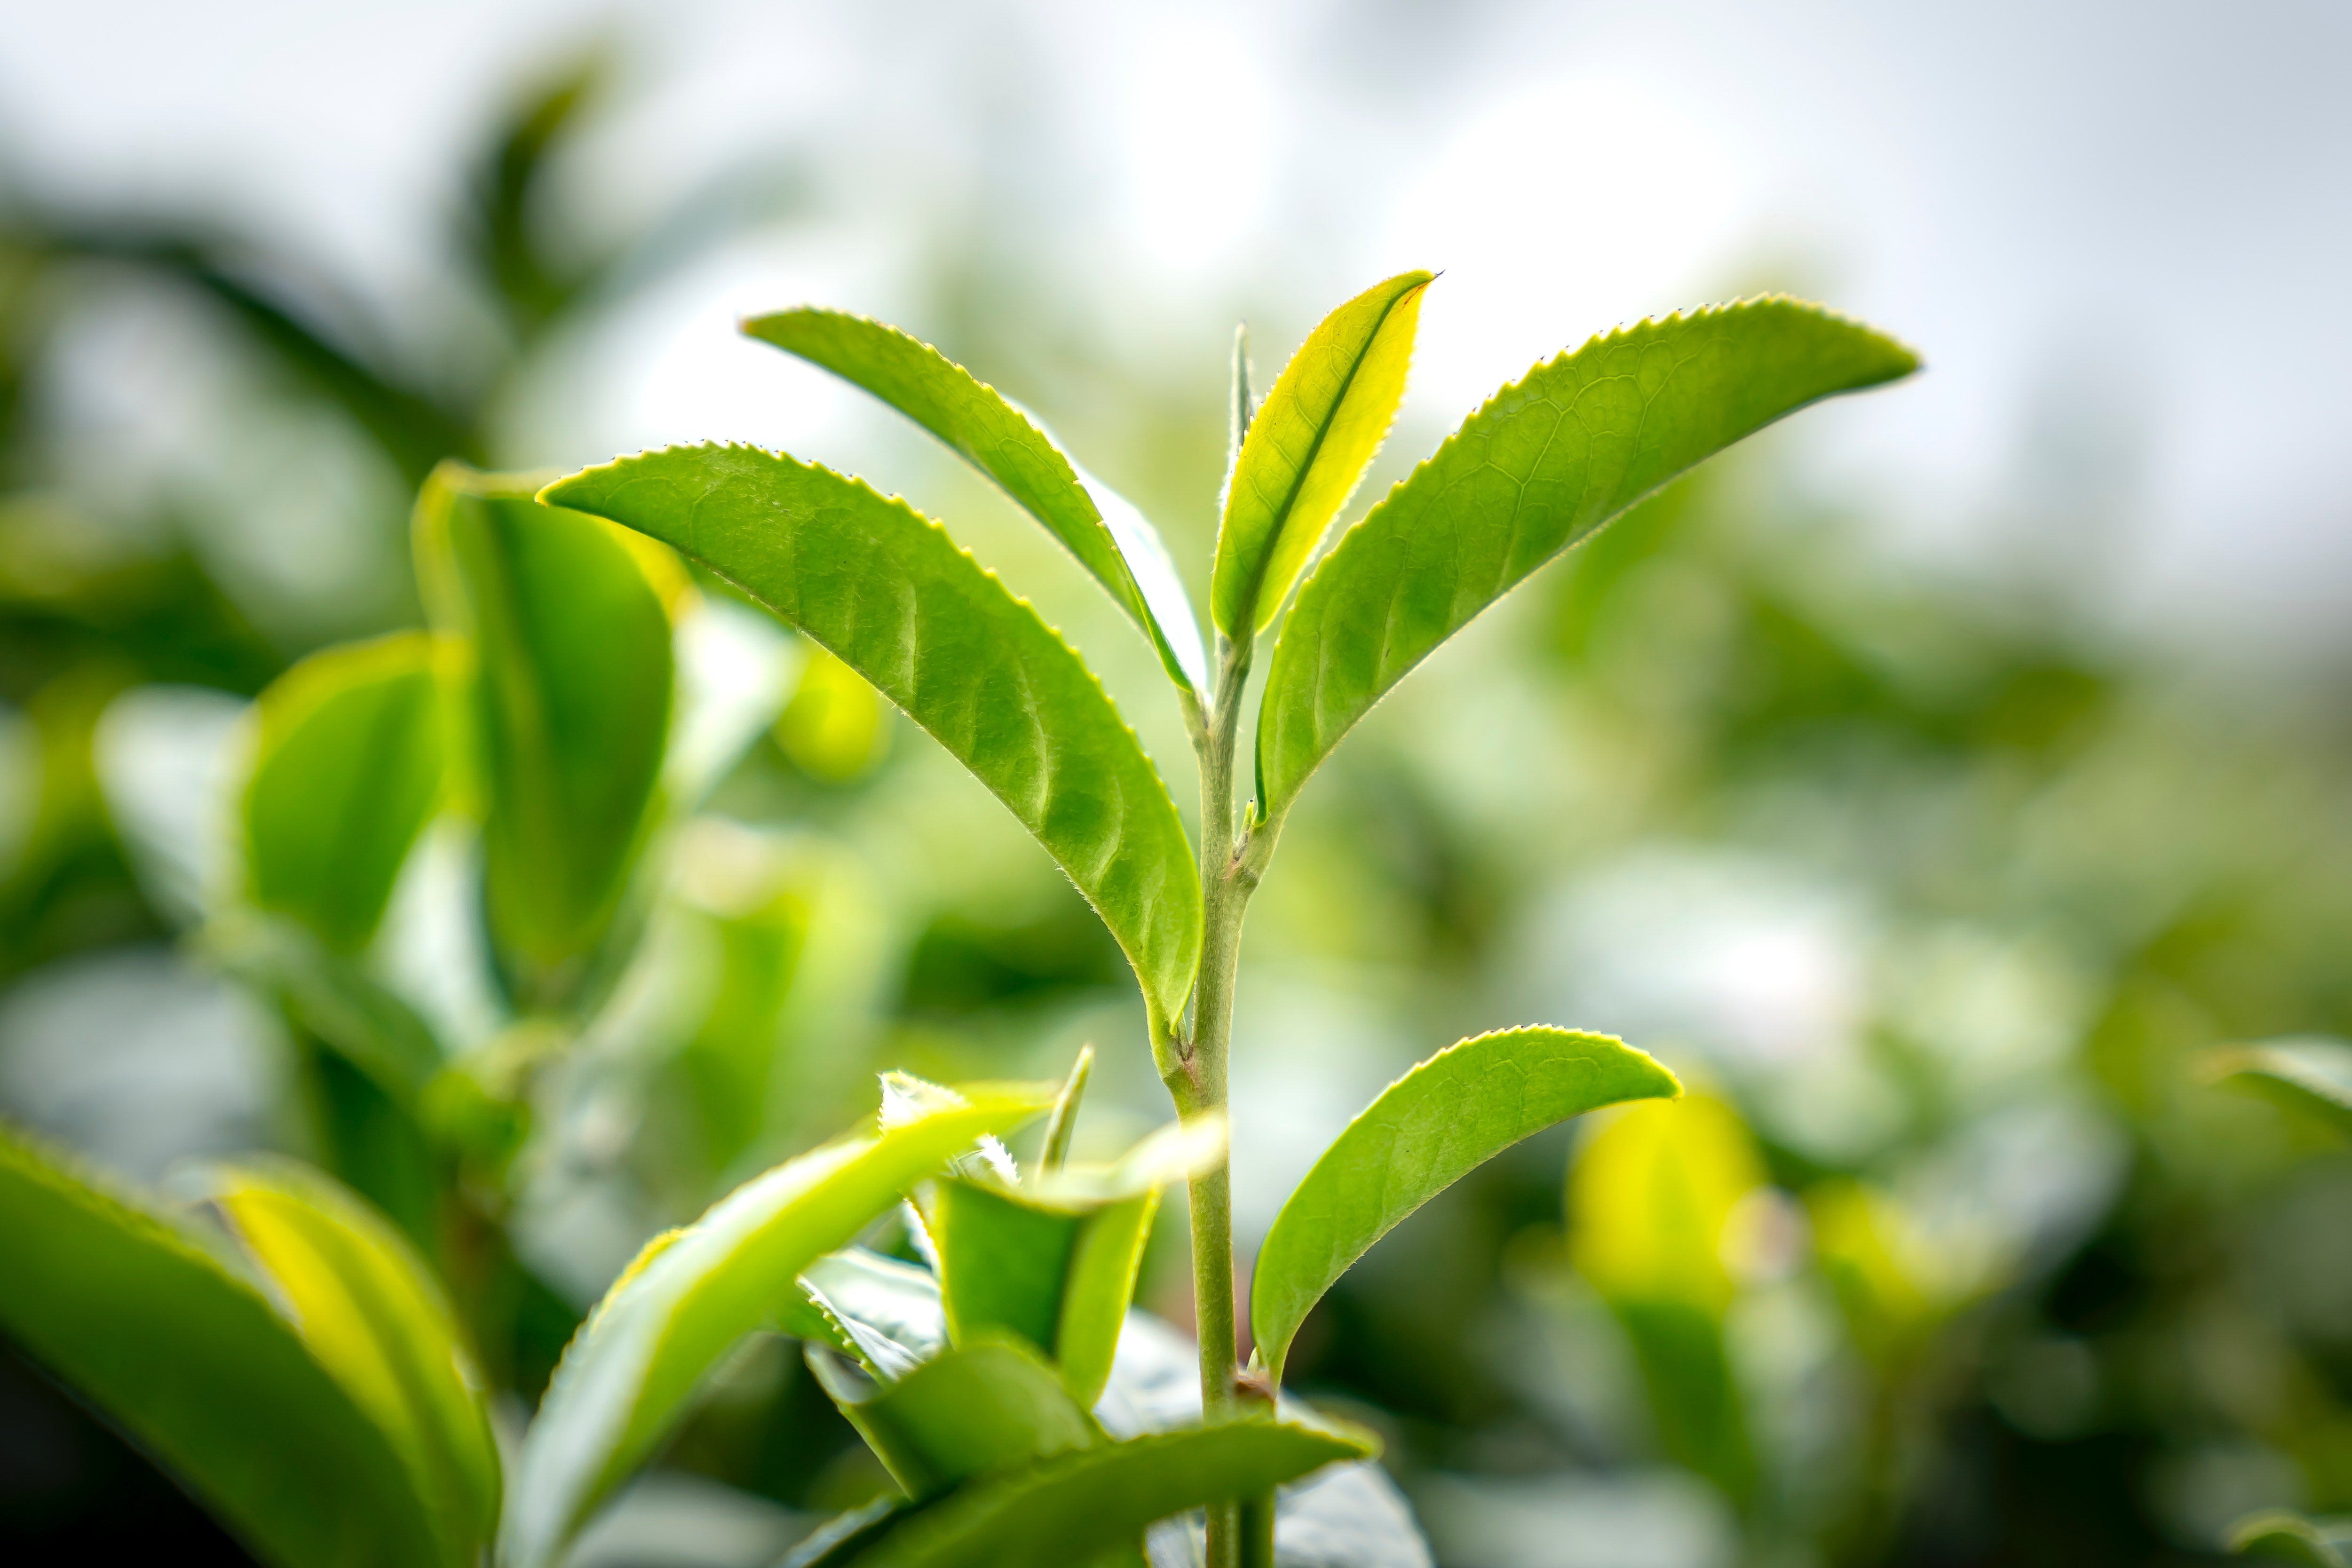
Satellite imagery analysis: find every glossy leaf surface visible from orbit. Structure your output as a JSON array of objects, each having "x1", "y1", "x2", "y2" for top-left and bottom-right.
[
  {"x1": 1256, "y1": 298, "x2": 1918, "y2": 815},
  {"x1": 1213, "y1": 271, "x2": 1431, "y2": 635},
  {"x1": 415, "y1": 462, "x2": 675, "y2": 1006},
  {"x1": 744, "y1": 309, "x2": 1206, "y2": 692},
  {"x1": 542, "y1": 445, "x2": 1201, "y2": 1023},
  {"x1": 207, "y1": 1159, "x2": 500, "y2": 1568},
  {"x1": 0, "y1": 1125, "x2": 441, "y2": 1568},
  {"x1": 501, "y1": 1085, "x2": 1053, "y2": 1568},
  {"x1": 787, "y1": 1246, "x2": 948, "y2": 1380},
  {"x1": 1251, "y1": 1027, "x2": 1678, "y2": 1381},
  {"x1": 243, "y1": 633, "x2": 445, "y2": 954},
  {"x1": 811, "y1": 1335, "x2": 1096, "y2": 1500},
  {"x1": 836, "y1": 1418, "x2": 1373, "y2": 1568},
  {"x1": 2207, "y1": 1038, "x2": 2352, "y2": 1138}
]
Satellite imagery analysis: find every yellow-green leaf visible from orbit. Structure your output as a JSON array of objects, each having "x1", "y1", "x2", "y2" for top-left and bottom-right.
[
  {"x1": 1213, "y1": 271, "x2": 1431, "y2": 636},
  {"x1": 2204, "y1": 1038, "x2": 2352, "y2": 1139},
  {"x1": 1250, "y1": 1027, "x2": 1677, "y2": 1383},
  {"x1": 541, "y1": 445, "x2": 1202, "y2": 1025},
  {"x1": 1256, "y1": 298, "x2": 1918, "y2": 817},
  {"x1": 243, "y1": 632, "x2": 445, "y2": 954}
]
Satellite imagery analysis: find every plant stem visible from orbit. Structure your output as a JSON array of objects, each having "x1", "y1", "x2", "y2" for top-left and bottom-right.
[{"x1": 1167, "y1": 631, "x2": 1258, "y2": 1568}]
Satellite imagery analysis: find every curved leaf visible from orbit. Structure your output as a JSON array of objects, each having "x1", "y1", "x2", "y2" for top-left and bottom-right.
[
  {"x1": 744, "y1": 309, "x2": 1207, "y2": 692},
  {"x1": 1251, "y1": 1027, "x2": 1678, "y2": 1382},
  {"x1": 836, "y1": 1418, "x2": 1373, "y2": 1568},
  {"x1": 2229, "y1": 1511, "x2": 2351, "y2": 1568},
  {"x1": 786, "y1": 1246, "x2": 947, "y2": 1380},
  {"x1": 0, "y1": 1124, "x2": 442, "y2": 1568},
  {"x1": 2205, "y1": 1039, "x2": 2352, "y2": 1138},
  {"x1": 501, "y1": 1084, "x2": 1052, "y2": 1568},
  {"x1": 243, "y1": 633, "x2": 446, "y2": 954},
  {"x1": 1255, "y1": 298, "x2": 1919, "y2": 816},
  {"x1": 1053, "y1": 1193, "x2": 1157, "y2": 1410},
  {"x1": 809, "y1": 1335, "x2": 1097, "y2": 1500},
  {"x1": 541, "y1": 445, "x2": 1202, "y2": 1024},
  {"x1": 1213, "y1": 271, "x2": 1431, "y2": 636},
  {"x1": 206, "y1": 1158, "x2": 500, "y2": 1568},
  {"x1": 414, "y1": 462, "x2": 676, "y2": 1009}
]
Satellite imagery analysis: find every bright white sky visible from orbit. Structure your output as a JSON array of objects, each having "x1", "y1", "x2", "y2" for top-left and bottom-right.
[{"x1": 3, "y1": 0, "x2": 2347, "y2": 648}]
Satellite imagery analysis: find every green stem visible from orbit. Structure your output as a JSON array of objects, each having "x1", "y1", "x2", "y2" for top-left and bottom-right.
[{"x1": 1167, "y1": 631, "x2": 1259, "y2": 1568}]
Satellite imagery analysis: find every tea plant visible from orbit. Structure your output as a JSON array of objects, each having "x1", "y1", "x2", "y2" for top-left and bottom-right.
[{"x1": 0, "y1": 274, "x2": 1915, "y2": 1567}]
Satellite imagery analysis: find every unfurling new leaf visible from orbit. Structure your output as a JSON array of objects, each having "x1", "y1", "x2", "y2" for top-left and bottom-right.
[
  {"x1": 1251, "y1": 1027, "x2": 1678, "y2": 1384},
  {"x1": 541, "y1": 445, "x2": 1203, "y2": 1025},
  {"x1": 1257, "y1": 297, "x2": 1920, "y2": 816}
]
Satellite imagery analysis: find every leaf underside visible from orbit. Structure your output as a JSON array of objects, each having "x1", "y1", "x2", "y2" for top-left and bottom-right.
[
  {"x1": 1213, "y1": 270, "x2": 1431, "y2": 637},
  {"x1": 744, "y1": 309, "x2": 1207, "y2": 692},
  {"x1": 0, "y1": 1125, "x2": 443, "y2": 1568},
  {"x1": 1251, "y1": 1027, "x2": 1679, "y2": 1383},
  {"x1": 541, "y1": 445, "x2": 1203, "y2": 1024},
  {"x1": 501, "y1": 1087, "x2": 1052, "y2": 1568},
  {"x1": 1255, "y1": 297, "x2": 1919, "y2": 816}
]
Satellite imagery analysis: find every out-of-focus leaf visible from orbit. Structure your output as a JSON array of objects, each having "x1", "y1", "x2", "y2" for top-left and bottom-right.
[
  {"x1": 206, "y1": 1158, "x2": 500, "y2": 1568},
  {"x1": 1256, "y1": 298, "x2": 1918, "y2": 816},
  {"x1": 0, "y1": 1123, "x2": 442, "y2": 1568},
  {"x1": 2205, "y1": 1039, "x2": 2352, "y2": 1138},
  {"x1": 2227, "y1": 1510, "x2": 2351, "y2": 1567},
  {"x1": 829, "y1": 1418, "x2": 1375, "y2": 1568},
  {"x1": 742, "y1": 309, "x2": 1207, "y2": 693},
  {"x1": 1054, "y1": 1192, "x2": 1156, "y2": 1410},
  {"x1": 470, "y1": 55, "x2": 602, "y2": 336},
  {"x1": 500, "y1": 1084, "x2": 1053, "y2": 1568},
  {"x1": 1039, "y1": 1044, "x2": 1093, "y2": 1174},
  {"x1": 777, "y1": 642, "x2": 894, "y2": 783},
  {"x1": 808, "y1": 1335, "x2": 1097, "y2": 1500},
  {"x1": 1806, "y1": 1179, "x2": 1939, "y2": 1368},
  {"x1": 1251, "y1": 1027, "x2": 1677, "y2": 1383},
  {"x1": 542, "y1": 446, "x2": 1202, "y2": 1026},
  {"x1": 242, "y1": 633, "x2": 445, "y2": 955},
  {"x1": 415, "y1": 463, "x2": 675, "y2": 1010},
  {"x1": 785, "y1": 1246, "x2": 947, "y2": 1381},
  {"x1": 1213, "y1": 272, "x2": 1431, "y2": 637}
]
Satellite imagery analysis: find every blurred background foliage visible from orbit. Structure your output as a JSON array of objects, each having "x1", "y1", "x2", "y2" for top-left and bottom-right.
[{"x1": 3, "y1": 15, "x2": 2351, "y2": 1568}]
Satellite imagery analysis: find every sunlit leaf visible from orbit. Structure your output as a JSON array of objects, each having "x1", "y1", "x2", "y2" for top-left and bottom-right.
[
  {"x1": 1256, "y1": 298, "x2": 1918, "y2": 816},
  {"x1": 0, "y1": 1124, "x2": 443, "y2": 1568},
  {"x1": 1250, "y1": 1027, "x2": 1677, "y2": 1383},
  {"x1": 500, "y1": 1084, "x2": 1053, "y2": 1568},
  {"x1": 542, "y1": 445, "x2": 1203, "y2": 1025},
  {"x1": 2205, "y1": 1038, "x2": 2352, "y2": 1138},
  {"x1": 743, "y1": 309, "x2": 1207, "y2": 693},
  {"x1": 1213, "y1": 272, "x2": 1431, "y2": 637},
  {"x1": 808, "y1": 1334, "x2": 1097, "y2": 1500},
  {"x1": 414, "y1": 462, "x2": 676, "y2": 1010},
  {"x1": 2228, "y1": 1511, "x2": 2352, "y2": 1568},
  {"x1": 206, "y1": 1158, "x2": 500, "y2": 1568},
  {"x1": 777, "y1": 642, "x2": 894, "y2": 783},
  {"x1": 784, "y1": 1246, "x2": 947, "y2": 1381},
  {"x1": 242, "y1": 633, "x2": 445, "y2": 955},
  {"x1": 825, "y1": 1417, "x2": 1374, "y2": 1568}
]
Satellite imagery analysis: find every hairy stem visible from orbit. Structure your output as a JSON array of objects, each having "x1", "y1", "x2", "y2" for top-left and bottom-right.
[{"x1": 1169, "y1": 630, "x2": 1257, "y2": 1568}]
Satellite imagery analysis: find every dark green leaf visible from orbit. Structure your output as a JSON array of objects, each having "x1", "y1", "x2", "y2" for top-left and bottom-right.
[
  {"x1": 0, "y1": 1124, "x2": 443, "y2": 1568},
  {"x1": 501, "y1": 1084, "x2": 1053, "y2": 1568},
  {"x1": 242, "y1": 633, "x2": 445, "y2": 955},
  {"x1": 742, "y1": 309, "x2": 1207, "y2": 693},
  {"x1": 832, "y1": 1418, "x2": 1374, "y2": 1568},
  {"x1": 2228, "y1": 1511, "x2": 2351, "y2": 1568},
  {"x1": 1255, "y1": 298, "x2": 1918, "y2": 816},
  {"x1": 415, "y1": 463, "x2": 676, "y2": 1011},
  {"x1": 206, "y1": 1159, "x2": 501, "y2": 1567},
  {"x1": 1213, "y1": 272, "x2": 1431, "y2": 637},
  {"x1": 540, "y1": 445, "x2": 1202, "y2": 1025},
  {"x1": 809, "y1": 1335, "x2": 1097, "y2": 1500},
  {"x1": 1251, "y1": 1027, "x2": 1678, "y2": 1382}
]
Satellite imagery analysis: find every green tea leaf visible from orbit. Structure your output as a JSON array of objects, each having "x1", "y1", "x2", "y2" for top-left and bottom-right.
[
  {"x1": 1255, "y1": 298, "x2": 1918, "y2": 816},
  {"x1": 243, "y1": 633, "x2": 446, "y2": 954},
  {"x1": 2228, "y1": 1511, "x2": 2352, "y2": 1568},
  {"x1": 206, "y1": 1159, "x2": 500, "y2": 1568},
  {"x1": 808, "y1": 1334, "x2": 1097, "y2": 1500},
  {"x1": 1052, "y1": 1191, "x2": 1156, "y2": 1410},
  {"x1": 744, "y1": 309, "x2": 1207, "y2": 693},
  {"x1": 1038, "y1": 1044, "x2": 1093, "y2": 1175},
  {"x1": 501, "y1": 1084, "x2": 1053, "y2": 1568},
  {"x1": 932, "y1": 1177, "x2": 1080, "y2": 1358},
  {"x1": 414, "y1": 462, "x2": 676, "y2": 1009},
  {"x1": 1251, "y1": 1027, "x2": 1678, "y2": 1383},
  {"x1": 0, "y1": 1125, "x2": 443, "y2": 1568},
  {"x1": 788, "y1": 1246, "x2": 947, "y2": 1380},
  {"x1": 541, "y1": 445, "x2": 1202, "y2": 1025},
  {"x1": 1213, "y1": 271, "x2": 1431, "y2": 637},
  {"x1": 833, "y1": 1418, "x2": 1375, "y2": 1568},
  {"x1": 2205, "y1": 1039, "x2": 2352, "y2": 1138}
]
